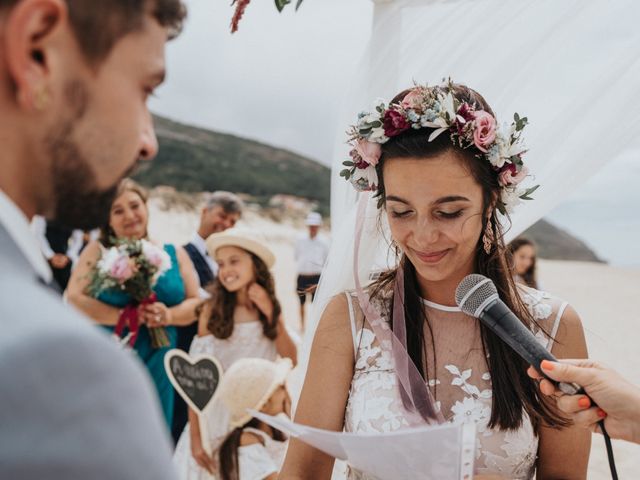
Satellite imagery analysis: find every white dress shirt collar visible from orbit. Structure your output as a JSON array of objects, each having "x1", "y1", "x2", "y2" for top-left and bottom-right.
[
  {"x1": 190, "y1": 232, "x2": 208, "y2": 259},
  {"x1": 0, "y1": 189, "x2": 53, "y2": 283},
  {"x1": 190, "y1": 232, "x2": 218, "y2": 276}
]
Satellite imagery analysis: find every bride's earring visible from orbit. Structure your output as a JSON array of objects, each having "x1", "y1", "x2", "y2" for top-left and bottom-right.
[{"x1": 483, "y1": 221, "x2": 494, "y2": 255}]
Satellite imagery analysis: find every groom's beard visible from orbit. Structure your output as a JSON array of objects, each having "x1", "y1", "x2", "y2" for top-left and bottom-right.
[{"x1": 46, "y1": 81, "x2": 138, "y2": 230}]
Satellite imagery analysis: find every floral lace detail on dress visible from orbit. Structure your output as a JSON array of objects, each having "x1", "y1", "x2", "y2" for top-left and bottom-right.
[{"x1": 342, "y1": 287, "x2": 566, "y2": 480}]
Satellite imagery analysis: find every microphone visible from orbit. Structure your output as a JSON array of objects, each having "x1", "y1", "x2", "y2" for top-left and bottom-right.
[
  {"x1": 454, "y1": 274, "x2": 581, "y2": 396},
  {"x1": 456, "y1": 274, "x2": 619, "y2": 479}
]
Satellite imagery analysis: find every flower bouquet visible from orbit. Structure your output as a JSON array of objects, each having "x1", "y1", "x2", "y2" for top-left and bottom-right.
[{"x1": 87, "y1": 238, "x2": 172, "y2": 349}]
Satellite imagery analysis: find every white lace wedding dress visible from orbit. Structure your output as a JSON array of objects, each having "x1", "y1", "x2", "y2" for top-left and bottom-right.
[
  {"x1": 173, "y1": 322, "x2": 278, "y2": 480},
  {"x1": 342, "y1": 286, "x2": 567, "y2": 480}
]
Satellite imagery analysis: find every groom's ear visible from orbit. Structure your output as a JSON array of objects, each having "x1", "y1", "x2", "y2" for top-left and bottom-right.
[{"x1": 3, "y1": 0, "x2": 68, "y2": 111}]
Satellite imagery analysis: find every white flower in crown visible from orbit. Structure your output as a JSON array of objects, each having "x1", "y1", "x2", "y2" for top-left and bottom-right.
[
  {"x1": 369, "y1": 127, "x2": 389, "y2": 143},
  {"x1": 501, "y1": 187, "x2": 524, "y2": 214},
  {"x1": 341, "y1": 80, "x2": 540, "y2": 214},
  {"x1": 349, "y1": 164, "x2": 379, "y2": 192},
  {"x1": 421, "y1": 91, "x2": 458, "y2": 141}
]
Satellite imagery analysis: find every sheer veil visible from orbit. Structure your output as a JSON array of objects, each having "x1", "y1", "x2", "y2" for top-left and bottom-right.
[{"x1": 295, "y1": 0, "x2": 640, "y2": 383}]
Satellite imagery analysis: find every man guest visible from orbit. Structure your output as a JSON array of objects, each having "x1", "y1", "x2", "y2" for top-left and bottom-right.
[
  {"x1": 171, "y1": 191, "x2": 244, "y2": 442},
  {"x1": 295, "y1": 212, "x2": 329, "y2": 329}
]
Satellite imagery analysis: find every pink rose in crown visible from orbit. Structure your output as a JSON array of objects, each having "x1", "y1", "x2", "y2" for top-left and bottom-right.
[
  {"x1": 355, "y1": 139, "x2": 382, "y2": 167},
  {"x1": 110, "y1": 255, "x2": 135, "y2": 283},
  {"x1": 473, "y1": 110, "x2": 497, "y2": 153},
  {"x1": 498, "y1": 164, "x2": 528, "y2": 186},
  {"x1": 383, "y1": 109, "x2": 410, "y2": 137},
  {"x1": 401, "y1": 90, "x2": 424, "y2": 111}
]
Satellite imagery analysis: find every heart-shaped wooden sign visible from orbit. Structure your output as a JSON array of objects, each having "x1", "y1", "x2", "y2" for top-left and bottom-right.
[{"x1": 164, "y1": 349, "x2": 223, "y2": 413}]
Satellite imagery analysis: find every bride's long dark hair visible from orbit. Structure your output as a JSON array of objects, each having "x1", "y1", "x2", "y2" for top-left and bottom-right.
[{"x1": 370, "y1": 83, "x2": 568, "y2": 432}]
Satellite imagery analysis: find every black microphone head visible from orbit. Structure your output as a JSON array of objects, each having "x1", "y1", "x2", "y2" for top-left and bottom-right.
[{"x1": 455, "y1": 274, "x2": 500, "y2": 317}]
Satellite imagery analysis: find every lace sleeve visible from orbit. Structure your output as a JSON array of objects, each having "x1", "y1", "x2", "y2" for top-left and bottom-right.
[
  {"x1": 237, "y1": 444, "x2": 278, "y2": 480},
  {"x1": 518, "y1": 285, "x2": 568, "y2": 351}
]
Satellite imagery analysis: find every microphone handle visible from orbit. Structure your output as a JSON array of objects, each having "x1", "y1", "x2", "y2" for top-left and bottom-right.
[{"x1": 479, "y1": 300, "x2": 587, "y2": 399}]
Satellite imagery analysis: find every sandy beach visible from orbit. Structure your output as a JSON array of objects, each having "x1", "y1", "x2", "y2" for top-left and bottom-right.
[
  {"x1": 539, "y1": 260, "x2": 640, "y2": 478},
  {"x1": 149, "y1": 199, "x2": 640, "y2": 479}
]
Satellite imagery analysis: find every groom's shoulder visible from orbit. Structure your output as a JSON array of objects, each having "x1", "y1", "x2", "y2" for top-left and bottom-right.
[
  {"x1": 0, "y1": 272, "x2": 144, "y2": 385},
  {"x1": 0, "y1": 274, "x2": 177, "y2": 479},
  {"x1": 0, "y1": 271, "x2": 96, "y2": 340}
]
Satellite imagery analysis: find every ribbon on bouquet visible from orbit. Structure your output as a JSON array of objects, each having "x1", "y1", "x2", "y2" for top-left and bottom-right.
[
  {"x1": 114, "y1": 293, "x2": 157, "y2": 347},
  {"x1": 353, "y1": 195, "x2": 444, "y2": 425}
]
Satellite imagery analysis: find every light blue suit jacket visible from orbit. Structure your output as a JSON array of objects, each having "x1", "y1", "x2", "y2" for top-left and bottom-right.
[{"x1": 0, "y1": 223, "x2": 177, "y2": 479}]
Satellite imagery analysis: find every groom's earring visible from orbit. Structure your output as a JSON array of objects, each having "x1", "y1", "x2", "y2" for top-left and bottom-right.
[
  {"x1": 483, "y1": 221, "x2": 494, "y2": 255},
  {"x1": 33, "y1": 86, "x2": 51, "y2": 111}
]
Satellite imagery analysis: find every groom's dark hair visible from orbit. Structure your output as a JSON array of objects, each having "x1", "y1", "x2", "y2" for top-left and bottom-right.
[{"x1": 0, "y1": 0, "x2": 185, "y2": 65}]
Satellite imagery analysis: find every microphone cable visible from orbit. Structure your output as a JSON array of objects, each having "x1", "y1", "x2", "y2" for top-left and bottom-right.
[{"x1": 599, "y1": 420, "x2": 618, "y2": 480}]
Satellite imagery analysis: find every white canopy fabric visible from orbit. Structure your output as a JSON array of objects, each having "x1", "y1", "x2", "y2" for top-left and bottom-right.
[
  {"x1": 331, "y1": 0, "x2": 640, "y2": 239},
  {"x1": 302, "y1": 0, "x2": 640, "y2": 372}
]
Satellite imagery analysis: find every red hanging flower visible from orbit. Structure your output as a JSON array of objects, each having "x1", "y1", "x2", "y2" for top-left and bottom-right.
[{"x1": 231, "y1": 0, "x2": 251, "y2": 34}]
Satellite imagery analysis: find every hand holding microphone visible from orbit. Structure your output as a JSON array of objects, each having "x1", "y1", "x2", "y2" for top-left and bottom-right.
[
  {"x1": 455, "y1": 274, "x2": 620, "y2": 478},
  {"x1": 528, "y1": 359, "x2": 640, "y2": 445},
  {"x1": 455, "y1": 274, "x2": 582, "y2": 395}
]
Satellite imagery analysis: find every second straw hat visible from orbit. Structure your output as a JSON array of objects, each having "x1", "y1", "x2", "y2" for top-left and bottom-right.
[
  {"x1": 206, "y1": 228, "x2": 276, "y2": 268},
  {"x1": 217, "y1": 358, "x2": 293, "y2": 428}
]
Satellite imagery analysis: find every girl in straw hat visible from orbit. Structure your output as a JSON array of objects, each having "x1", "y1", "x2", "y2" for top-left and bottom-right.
[
  {"x1": 217, "y1": 358, "x2": 293, "y2": 480},
  {"x1": 173, "y1": 229, "x2": 297, "y2": 479}
]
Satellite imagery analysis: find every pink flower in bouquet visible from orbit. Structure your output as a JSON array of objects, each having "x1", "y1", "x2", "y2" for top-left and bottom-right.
[
  {"x1": 401, "y1": 90, "x2": 424, "y2": 111},
  {"x1": 355, "y1": 139, "x2": 382, "y2": 167},
  {"x1": 383, "y1": 109, "x2": 410, "y2": 137},
  {"x1": 142, "y1": 241, "x2": 170, "y2": 270},
  {"x1": 110, "y1": 255, "x2": 135, "y2": 283},
  {"x1": 473, "y1": 110, "x2": 497, "y2": 153},
  {"x1": 498, "y1": 164, "x2": 528, "y2": 186}
]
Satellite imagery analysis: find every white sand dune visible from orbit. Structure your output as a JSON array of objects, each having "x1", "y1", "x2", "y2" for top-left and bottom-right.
[{"x1": 149, "y1": 201, "x2": 640, "y2": 478}]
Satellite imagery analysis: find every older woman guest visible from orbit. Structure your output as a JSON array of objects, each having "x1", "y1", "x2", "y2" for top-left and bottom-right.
[{"x1": 66, "y1": 179, "x2": 200, "y2": 428}]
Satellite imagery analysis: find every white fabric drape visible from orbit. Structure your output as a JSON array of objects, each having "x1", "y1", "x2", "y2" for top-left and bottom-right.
[
  {"x1": 331, "y1": 0, "x2": 640, "y2": 239},
  {"x1": 304, "y1": 0, "x2": 640, "y2": 369}
]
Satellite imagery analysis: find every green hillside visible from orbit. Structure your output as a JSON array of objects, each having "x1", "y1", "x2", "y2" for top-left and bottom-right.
[
  {"x1": 139, "y1": 115, "x2": 601, "y2": 263},
  {"x1": 522, "y1": 219, "x2": 603, "y2": 263},
  {"x1": 134, "y1": 115, "x2": 330, "y2": 211}
]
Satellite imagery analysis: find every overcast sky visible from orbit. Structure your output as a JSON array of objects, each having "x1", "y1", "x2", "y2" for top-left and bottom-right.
[
  {"x1": 151, "y1": 0, "x2": 639, "y2": 266},
  {"x1": 151, "y1": 0, "x2": 372, "y2": 164}
]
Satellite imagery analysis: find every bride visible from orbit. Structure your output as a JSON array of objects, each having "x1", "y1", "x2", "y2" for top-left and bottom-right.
[{"x1": 279, "y1": 82, "x2": 590, "y2": 479}]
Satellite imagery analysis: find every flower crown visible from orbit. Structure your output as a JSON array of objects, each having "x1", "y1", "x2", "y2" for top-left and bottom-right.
[{"x1": 340, "y1": 81, "x2": 539, "y2": 214}]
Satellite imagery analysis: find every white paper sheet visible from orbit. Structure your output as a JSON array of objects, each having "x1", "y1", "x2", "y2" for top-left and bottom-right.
[{"x1": 250, "y1": 411, "x2": 476, "y2": 480}]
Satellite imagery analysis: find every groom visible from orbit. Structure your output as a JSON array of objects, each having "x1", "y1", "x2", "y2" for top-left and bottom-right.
[{"x1": 0, "y1": 0, "x2": 185, "y2": 478}]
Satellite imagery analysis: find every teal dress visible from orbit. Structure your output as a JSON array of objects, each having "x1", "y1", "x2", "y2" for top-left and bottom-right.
[{"x1": 97, "y1": 244, "x2": 185, "y2": 428}]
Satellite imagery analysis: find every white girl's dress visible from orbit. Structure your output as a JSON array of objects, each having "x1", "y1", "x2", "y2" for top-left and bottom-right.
[
  {"x1": 173, "y1": 321, "x2": 278, "y2": 479},
  {"x1": 342, "y1": 286, "x2": 567, "y2": 480},
  {"x1": 236, "y1": 427, "x2": 287, "y2": 480}
]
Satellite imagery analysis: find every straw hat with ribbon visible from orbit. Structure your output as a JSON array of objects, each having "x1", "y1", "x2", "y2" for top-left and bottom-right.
[
  {"x1": 216, "y1": 358, "x2": 293, "y2": 428},
  {"x1": 206, "y1": 228, "x2": 276, "y2": 269}
]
